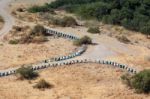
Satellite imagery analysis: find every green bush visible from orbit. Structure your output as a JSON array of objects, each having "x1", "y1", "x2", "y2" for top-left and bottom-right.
[
  {"x1": 61, "y1": 16, "x2": 78, "y2": 27},
  {"x1": 33, "y1": 79, "x2": 53, "y2": 90},
  {"x1": 28, "y1": 5, "x2": 50, "y2": 13},
  {"x1": 121, "y1": 69, "x2": 150, "y2": 93},
  {"x1": 74, "y1": 36, "x2": 92, "y2": 46},
  {"x1": 9, "y1": 39, "x2": 19, "y2": 44},
  {"x1": 87, "y1": 27, "x2": 100, "y2": 34},
  {"x1": 16, "y1": 66, "x2": 38, "y2": 80},
  {"x1": 31, "y1": 25, "x2": 46, "y2": 36},
  {"x1": 131, "y1": 69, "x2": 150, "y2": 93}
]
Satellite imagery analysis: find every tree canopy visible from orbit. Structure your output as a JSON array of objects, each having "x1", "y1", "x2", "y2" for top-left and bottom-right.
[{"x1": 28, "y1": 0, "x2": 150, "y2": 35}]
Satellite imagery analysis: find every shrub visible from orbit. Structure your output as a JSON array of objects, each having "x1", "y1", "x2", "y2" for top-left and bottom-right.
[
  {"x1": 121, "y1": 69, "x2": 150, "y2": 93},
  {"x1": 84, "y1": 20, "x2": 99, "y2": 27},
  {"x1": 16, "y1": 66, "x2": 38, "y2": 80},
  {"x1": 74, "y1": 36, "x2": 92, "y2": 46},
  {"x1": 17, "y1": 25, "x2": 49, "y2": 44},
  {"x1": 61, "y1": 16, "x2": 78, "y2": 27},
  {"x1": 121, "y1": 73, "x2": 132, "y2": 87},
  {"x1": 31, "y1": 25, "x2": 46, "y2": 36},
  {"x1": 9, "y1": 39, "x2": 19, "y2": 44},
  {"x1": 13, "y1": 26, "x2": 23, "y2": 32},
  {"x1": 87, "y1": 27, "x2": 100, "y2": 34},
  {"x1": 17, "y1": 8, "x2": 25, "y2": 12},
  {"x1": 49, "y1": 16, "x2": 77, "y2": 27},
  {"x1": 116, "y1": 36, "x2": 130, "y2": 44},
  {"x1": 140, "y1": 23, "x2": 150, "y2": 35},
  {"x1": 0, "y1": 16, "x2": 4, "y2": 22},
  {"x1": 33, "y1": 79, "x2": 53, "y2": 90},
  {"x1": 131, "y1": 69, "x2": 150, "y2": 93}
]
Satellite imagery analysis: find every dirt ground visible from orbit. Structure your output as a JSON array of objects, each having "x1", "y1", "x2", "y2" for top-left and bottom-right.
[
  {"x1": 0, "y1": 63, "x2": 150, "y2": 99},
  {"x1": 0, "y1": 38, "x2": 76, "y2": 70},
  {"x1": 0, "y1": 0, "x2": 149, "y2": 99}
]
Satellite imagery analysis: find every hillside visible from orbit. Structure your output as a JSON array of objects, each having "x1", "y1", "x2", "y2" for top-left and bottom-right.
[
  {"x1": 28, "y1": 0, "x2": 150, "y2": 35},
  {"x1": 0, "y1": 0, "x2": 149, "y2": 99}
]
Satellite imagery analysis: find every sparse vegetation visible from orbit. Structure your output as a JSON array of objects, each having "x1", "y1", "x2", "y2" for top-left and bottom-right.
[
  {"x1": 121, "y1": 69, "x2": 150, "y2": 93},
  {"x1": 74, "y1": 36, "x2": 92, "y2": 46},
  {"x1": 87, "y1": 27, "x2": 100, "y2": 34},
  {"x1": 33, "y1": 79, "x2": 53, "y2": 90},
  {"x1": 16, "y1": 66, "x2": 38, "y2": 80},
  {"x1": 9, "y1": 25, "x2": 49, "y2": 44},
  {"x1": 9, "y1": 39, "x2": 19, "y2": 44}
]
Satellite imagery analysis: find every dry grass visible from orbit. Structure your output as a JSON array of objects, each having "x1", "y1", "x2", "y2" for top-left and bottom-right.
[
  {"x1": 3, "y1": 1, "x2": 149, "y2": 99},
  {"x1": 0, "y1": 63, "x2": 149, "y2": 99},
  {"x1": 0, "y1": 38, "x2": 76, "y2": 70}
]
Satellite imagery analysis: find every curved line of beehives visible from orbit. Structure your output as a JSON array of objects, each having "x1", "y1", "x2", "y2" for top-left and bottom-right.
[
  {"x1": 0, "y1": 59, "x2": 137, "y2": 77},
  {"x1": 41, "y1": 28, "x2": 87, "y2": 62},
  {"x1": 0, "y1": 28, "x2": 138, "y2": 77},
  {"x1": 26, "y1": 27, "x2": 87, "y2": 64}
]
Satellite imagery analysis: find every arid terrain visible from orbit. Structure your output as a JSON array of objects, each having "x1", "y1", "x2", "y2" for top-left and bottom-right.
[
  {"x1": 0, "y1": 63, "x2": 150, "y2": 99},
  {"x1": 0, "y1": 39, "x2": 76, "y2": 70},
  {"x1": 0, "y1": 0, "x2": 149, "y2": 99}
]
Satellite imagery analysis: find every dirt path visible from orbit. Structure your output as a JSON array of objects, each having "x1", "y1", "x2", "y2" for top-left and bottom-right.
[{"x1": 0, "y1": 0, "x2": 15, "y2": 39}]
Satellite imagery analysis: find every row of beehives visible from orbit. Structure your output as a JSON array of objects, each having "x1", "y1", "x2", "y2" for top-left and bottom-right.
[{"x1": 0, "y1": 59, "x2": 137, "y2": 77}]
